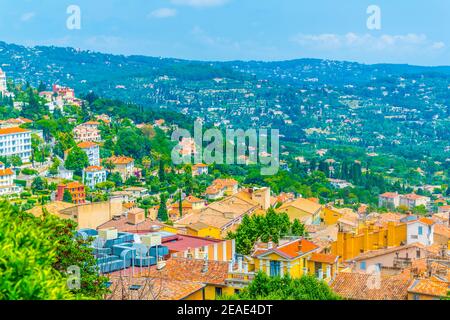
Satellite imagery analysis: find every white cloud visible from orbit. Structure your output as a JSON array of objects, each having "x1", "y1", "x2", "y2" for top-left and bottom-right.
[
  {"x1": 290, "y1": 32, "x2": 445, "y2": 53},
  {"x1": 149, "y1": 8, "x2": 177, "y2": 18},
  {"x1": 20, "y1": 12, "x2": 36, "y2": 22},
  {"x1": 170, "y1": 0, "x2": 229, "y2": 7}
]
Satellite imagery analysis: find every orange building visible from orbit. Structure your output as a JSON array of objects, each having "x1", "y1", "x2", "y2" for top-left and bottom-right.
[{"x1": 56, "y1": 182, "x2": 86, "y2": 204}]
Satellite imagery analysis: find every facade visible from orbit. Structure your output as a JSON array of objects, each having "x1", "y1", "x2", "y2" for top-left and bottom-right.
[
  {"x1": 378, "y1": 192, "x2": 400, "y2": 209},
  {"x1": 400, "y1": 193, "x2": 431, "y2": 210},
  {"x1": 192, "y1": 163, "x2": 209, "y2": 176},
  {"x1": 56, "y1": 182, "x2": 86, "y2": 204},
  {"x1": 205, "y1": 179, "x2": 239, "y2": 200},
  {"x1": 277, "y1": 198, "x2": 322, "y2": 225},
  {"x1": 0, "y1": 162, "x2": 22, "y2": 196},
  {"x1": 83, "y1": 166, "x2": 107, "y2": 189},
  {"x1": 0, "y1": 127, "x2": 32, "y2": 163},
  {"x1": 105, "y1": 156, "x2": 135, "y2": 181},
  {"x1": 73, "y1": 123, "x2": 101, "y2": 142},
  {"x1": 331, "y1": 221, "x2": 407, "y2": 261},
  {"x1": 77, "y1": 141, "x2": 100, "y2": 166},
  {"x1": 406, "y1": 217, "x2": 435, "y2": 246},
  {"x1": 0, "y1": 68, "x2": 7, "y2": 95}
]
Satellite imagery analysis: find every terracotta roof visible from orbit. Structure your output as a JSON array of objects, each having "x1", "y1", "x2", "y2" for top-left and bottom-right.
[
  {"x1": 279, "y1": 198, "x2": 322, "y2": 215},
  {"x1": 84, "y1": 166, "x2": 104, "y2": 172},
  {"x1": 135, "y1": 257, "x2": 228, "y2": 285},
  {"x1": 407, "y1": 217, "x2": 435, "y2": 226},
  {"x1": 408, "y1": 279, "x2": 449, "y2": 297},
  {"x1": 434, "y1": 224, "x2": 450, "y2": 238},
  {"x1": 0, "y1": 168, "x2": 14, "y2": 177},
  {"x1": 107, "y1": 156, "x2": 134, "y2": 165},
  {"x1": 403, "y1": 193, "x2": 427, "y2": 200},
  {"x1": 0, "y1": 127, "x2": 30, "y2": 135},
  {"x1": 331, "y1": 272, "x2": 410, "y2": 300},
  {"x1": 310, "y1": 252, "x2": 338, "y2": 264},
  {"x1": 185, "y1": 195, "x2": 204, "y2": 203},
  {"x1": 350, "y1": 243, "x2": 425, "y2": 262},
  {"x1": 64, "y1": 182, "x2": 84, "y2": 189},
  {"x1": 253, "y1": 239, "x2": 320, "y2": 260},
  {"x1": 186, "y1": 222, "x2": 213, "y2": 232},
  {"x1": 83, "y1": 121, "x2": 100, "y2": 125},
  {"x1": 193, "y1": 163, "x2": 208, "y2": 168},
  {"x1": 77, "y1": 141, "x2": 98, "y2": 149},
  {"x1": 380, "y1": 192, "x2": 399, "y2": 199}
]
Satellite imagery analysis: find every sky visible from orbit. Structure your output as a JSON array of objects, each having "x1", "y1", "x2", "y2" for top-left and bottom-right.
[{"x1": 0, "y1": 0, "x2": 449, "y2": 66}]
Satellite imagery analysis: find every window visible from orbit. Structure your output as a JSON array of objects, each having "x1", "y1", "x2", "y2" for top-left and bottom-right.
[
  {"x1": 270, "y1": 261, "x2": 281, "y2": 277},
  {"x1": 418, "y1": 226, "x2": 423, "y2": 235},
  {"x1": 360, "y1": 261, "x2": 366, "y2": 271},
  {"x1": 215, "y1": 287, "x2": 223, "y2": 297},
  {"x1": 413, "y1": 294, "x2": 420, "y2": 300},
  {"x1": 416, "y1": 250, "x2": 421, "y2": 258},
  {"x1": 234, "y1": 289, "x2": 240, "y2": 295}
]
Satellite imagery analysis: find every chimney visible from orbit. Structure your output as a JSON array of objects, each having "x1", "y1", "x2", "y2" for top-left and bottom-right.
[
  {"x1": 267, "y1": 241, "x2": 274, "y2": 249},
  {"x1": 298, "y1": 240, "x2": 303, "y2": 253}
]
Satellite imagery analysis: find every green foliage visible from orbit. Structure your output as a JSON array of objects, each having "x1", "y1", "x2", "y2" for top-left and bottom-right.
[
  {"x1": 65, "y1": 146, "x2": 89, "y2": 176},
  {"x1": 225, "y1": 272, "x2": 340, "y2": 300},
  {"x1": 157, "y1": 193, "x2": 169, "y2": 222},
  {"x1": 63, "y1": 189, "x2": 73, "y2": 203},
  {"x1": 0, "y1": 202, "x2": 108, "y2": 299},
  {"x1": 31, "y1": 176, "x2": 48, "y2": 192},
  {"x1": 227, "y1": 208, "x2": 306, "y2": 255}
]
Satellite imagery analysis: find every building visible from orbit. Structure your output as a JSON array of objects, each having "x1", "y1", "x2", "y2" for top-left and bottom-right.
[
  {"x1": 56, "y1": 182, "x2": 86, "y2": 204},
  {"x1": 73, "y1": 122, "x2": 101, "y2": 143},
  {"x1": 105, "y1": 156, "x2": 135, "y2": 181},
  {"x1": 82, "y1": 166, "x2": 107, "y2": 189},
  {"x1": 277, "y1": 198, "x2": 322, "y2": 225},
  {"x1": 350, "y1": 243, "x2": 427, "y2": 273},
  {"x1": 407, "y1": 279, "x2": 449, "y2": 300},
  {"x1": 331, "y1": 272, "x2": 411, "y2": 300},
  {"x1": 176, "y1": 188, "x2": 270, "y2": 238},
  {"x1": 400, "y1": 193, "x2": 431, "y2": 210},
  {"x1": 205, "y1": 179, "x2": 239, "y2": 200},
  {"x1": 0, "y1": 68, "x2": 7, "y2": 95},
  {"x1": 0, "y1": 162, "x2": 22, "y2": 196},
  {"x1": 77, "y1": 141, "x2": 100, "y2": 166},
  {"x1": 170, "y1": 195, "x2": 206, "y2": 219},
  {"x1": 0, "y1": 127, "x2": 32, "y2": 163},
  {"x1": 192, "y1": 163, "x2": 209, "y2": 176},
  {"x1": 379, "y1": 192, "x2": 431, "y2": 210},
  {"x1": 185, "y1": 222, "x2": 222, "y2": 239},
  {"x1": 378, "y1": 192, "x2": 400, "y2": 209},
  {"x1": 331, "y1": 221, "x2": 407, "y2": 261},
  {"x1": 406, "y1": 217, "x2": 435, "y2": 246},
  {"x1": 226, "y1": 238, "x2": 339, "y2": 290}
]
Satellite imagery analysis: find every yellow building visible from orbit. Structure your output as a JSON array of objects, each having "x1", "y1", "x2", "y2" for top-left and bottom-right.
[
  {"x1": 226, "y1": 239, "x2": 338, "y2": 284},
  {"x1": 331, "y1": 221, "x2": 407, "y2": 262},
  {"x1": 277, "y1": 198, "x2": 322, "y2": 224},
  {"x1": 322, "y1": 206, "x2": 343, "y2": 225},
  {"x1": 185, "y1": 222, "x2": 222, "y2": 239},
  {"x1": 407, "y1": 279, "x2": 449, "y2": 300}
]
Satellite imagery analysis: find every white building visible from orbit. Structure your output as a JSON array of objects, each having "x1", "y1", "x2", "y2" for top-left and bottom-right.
[
  {"x1": 0, "y1": 127, "x2": 32, "y2": 163},
  {"x1": 399, "y1": 193, "x2": 430, "y2": 210},
  {"x1": 77, "y1": 141, "x2": 100, "y2": 166},
  {"x1": 73, "y1": 122, "x2": 101, "y2": 142},
  {"x1": 0, "y1": 162, "x2": 22, "y2": 196},
  {"x1": 378, "y1": 192, "x2": 400, "y2": 209},
  {"x1": 82, "y1": 166, "x2": 107, "y2": 189},
  {"x1": 0, "y1": 68, "x2": 8, "y2": 96},
  {"x1": 406, "y1": 217, "x2": 435, "y2": 246}
]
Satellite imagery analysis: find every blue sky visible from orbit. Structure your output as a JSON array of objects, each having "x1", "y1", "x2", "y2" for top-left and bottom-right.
[{"x1": 0, "y1": 0, "x2": 449, "y2": 65}]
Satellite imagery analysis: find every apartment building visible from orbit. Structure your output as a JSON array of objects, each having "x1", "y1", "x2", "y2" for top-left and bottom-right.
[
  {"x1": 0, "y1": 162, "x2": 22, "y2": 196},
  {"x1": 0, "y1": 127, "x2": 32, "y2": 163},
  {"x1": 77, "y1": 141, "x2": 100, "y2": 166},
  {"x1": 73, "y1": 122, "x2": 101, "y2": 142},
  {"x1": 82, "y1": 166, "x2": 107, "y2": 189},
  {"x1": 56, "y1": 182, "x2": 86, "y2": 204}
]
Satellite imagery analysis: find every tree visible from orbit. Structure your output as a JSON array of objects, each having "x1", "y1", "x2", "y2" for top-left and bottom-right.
[
  {"x1": 65, "y1": 146, "x2": 89, "y2": 176},
  {"x1": 226, "y1": 272, "x2": 340, "y2": 300},
  {"x1": 0, "y1": 202, "x2": 108, "y2": 299},
  {"x1": 291, "y1": 219, "x2": 307, "y2": 237},
  {"x1": 31, "y1": 176, "x2": 48, "y2": 192},
  {"x1": 157, "y1": 193, "x2": 169, "y2": 222},
  {"x1": 158, "y1": 159, "x2": 166, "y2": 182},
  {"x1": 63, "y1": 189, "x2": 73, "y2": 203},
  {"x1": 9, "y1": 155, "x2": 22, "y2": 168}
]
